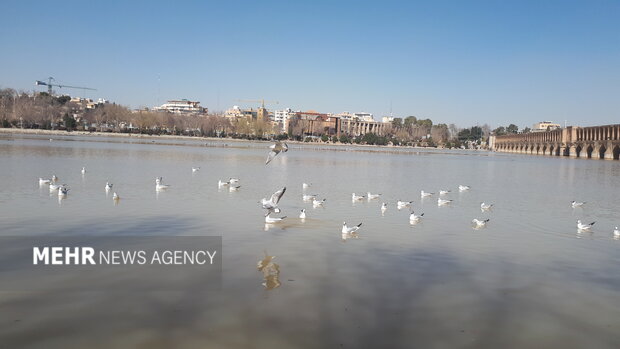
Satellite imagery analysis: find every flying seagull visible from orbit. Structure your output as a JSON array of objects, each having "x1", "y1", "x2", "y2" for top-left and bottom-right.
[
  {"x1": 265, "y1": 141, "x2": 288, "y2": 165},
  {"x1": 261, "y1": 187, "x2": 286, "y2": 213}
]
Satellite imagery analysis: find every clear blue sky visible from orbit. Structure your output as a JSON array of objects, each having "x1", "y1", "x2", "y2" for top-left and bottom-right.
[{"x1": 1, "y1": 0, "x2": 618, "y2": 128}]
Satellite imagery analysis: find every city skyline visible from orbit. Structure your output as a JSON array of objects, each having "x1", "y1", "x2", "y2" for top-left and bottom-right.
[{"x1": 1, "y1": 0, "x2": 618, "y2": 128}]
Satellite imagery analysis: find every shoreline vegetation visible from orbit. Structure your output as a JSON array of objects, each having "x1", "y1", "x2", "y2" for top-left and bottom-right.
[{"x1": 0, "y1": 128, "x2": 493, "y2": 156}]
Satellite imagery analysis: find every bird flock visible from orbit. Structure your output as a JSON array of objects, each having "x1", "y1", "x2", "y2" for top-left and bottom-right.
[{"x1": 36, "y1": 140, "x2": 617, "y2": 239}]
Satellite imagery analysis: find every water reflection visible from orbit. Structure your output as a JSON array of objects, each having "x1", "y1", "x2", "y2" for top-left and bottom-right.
[{"x1": 257, "y1": 251, "x2": 280, "y2": 290}]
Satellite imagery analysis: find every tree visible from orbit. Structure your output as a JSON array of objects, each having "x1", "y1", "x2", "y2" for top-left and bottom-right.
[
  {"x1": 522, "y1": 127, "x2": 531, "y2": 134},
  {"x1": 63, "y1": 113, "x2": 76, "y2": 130},
  {"x1": 506, "y1": 124, "x2": 519, "y2": 134},
  {"x1": 403, "y1": 116, "x2": 417, "y2": 127},
  {"x1": 415, "y1": 118, "x2": 433, "y2": 127},
  {"x1": 493, "y1": 126, "x2": 506, "y2": 136},
  {"x1": 392, "y1": 118, "x2": 402, "y2": 128}
]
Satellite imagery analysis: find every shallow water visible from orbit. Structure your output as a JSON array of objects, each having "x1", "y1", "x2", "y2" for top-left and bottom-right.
[{"x1": 0, "y1": 134, "x2": 619, "y2": 348}]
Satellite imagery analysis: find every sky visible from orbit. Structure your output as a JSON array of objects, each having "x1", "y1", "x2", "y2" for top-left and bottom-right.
[{"x1": 0, "y1": 0, "x2": 618, "y2": 128}]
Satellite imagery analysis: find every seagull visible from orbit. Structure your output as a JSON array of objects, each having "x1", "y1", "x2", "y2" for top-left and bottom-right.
[
  {"x1": 39, "y1": 178, "x2": 51, "y2": 185},
  {"x1": 229, "y1": 185, "x2": 241, "y2": 191},
  {"x1": 265, "y1": 213, "x2": 286, "y2": 223},
  {"x1": 614, "y1": 226, "x2": 619, "y2": 239},
  {"x1": 577, "y1": 220, "x2": 595, "y2": 231},
  {"x1": 192, "y1": 167, "x2": 201, "y2": 173},
  {"x1": 302, "y1": 183, "x2": 310, "y2": 190},
  {"x1": 312, "y1": 198, "x2": 326, "y2": 207},
  {"x1": 420, "y1": 190, "x2": 434, "y2": 198},
  {"x1": 480, "y1": 202, "x2": 493, "y2": 210},
  {"x1": 397, "y1": 200, "x2": 412, "y2": 209},
  {"x1": 342, "y1": 222, "x2": 362, "y2": 234},
  {"x1": 52, "y1": 175, "x2": 59, "y2": 182},
  {"x1": 58, "y1": 186, "x2": 69, "y2": 197},
  {"x1": 352, "y1": 193, "x2": 365, "y2": 201},
  {"x1": 105, "y1": 182, "x2": 113, "y2": 191},
  {"x1": 437, "y1": 198, "x2": 453, "y2": 206},
  {"x1": 302, "y1": 194, "x2": 317, "y2": 201},
  {"x1": 49, "y1": 183, "x2": 63, "y2": 191},
  {"x1": 409, "y1": 211, "x2": 424, "y2": 223},
  {"x1": 571, "y1": 201, "x2": 586, "y2": 208},
  {"x1": 367, "y1": 192, "x2": 381, "y2": 200},
  {"x1": 155, "y1": 177, "x2": 170, "y2": 190},
  {"x1": 439, "y1": 190, "x2": 451, "y2": 195},
  {"x1": 472, "y1": 218, "x2": 490, "y2": 228},
  {"x1": 218, "y1": 179, "x2": 230, "y2": 187},
  {"x1": 299, "y1": 209, "x2": 306, "y2": 219},
  {"x1": 81, "y1": 167, "x2": 86, "y2": 175},
  {"x1": 381, "y1": 202, "x2": 387, "y2": 213},
  {"x1": 265, "y1": 141, "x2": 288, "y2": 165},
  {"x1": 112, "y1": 192, "x2": 120, "y2": 200},
  {"x1": 261, "y1": 187, "x2": 286, "y2": 213},
  {"x1": 229, "y1": 177, "x2": 240, "y2": 184},
  {"x1": 459, "y1": 185, "x2": 470, "y2": 192}
]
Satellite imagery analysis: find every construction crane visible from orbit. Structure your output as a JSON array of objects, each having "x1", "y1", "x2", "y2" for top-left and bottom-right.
[
  {"x1": 237, "y1": 99, "x2": 279, "y2": 109},
  {"x1": 35, "y1": 77, "x2": 96, "y2": 96}
]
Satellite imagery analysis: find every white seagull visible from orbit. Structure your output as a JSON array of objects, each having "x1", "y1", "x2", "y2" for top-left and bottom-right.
[
  {"x1": 192, "y1": 167, "x2": 201, "y2": 173},
  {"x1": 312, "y1": 198, "x2": 326, "y2": 207},
  {"x1": 265, "y1": 141, "x2": 288, "y2": 165},
  {"x1": 299, "y1": 209, "x2": 306, "y2": 219},
  {"x1": 112, "y1": 192, "x2": 120, "y2": 200},
  {"x1": 367, "y1": 192, "x2": 381, "y2": 200},
  {"x1": 218, "y1": 179, "x2": 230, "y2": 187},
  {"x1": 614, "y1": 227, "x2": 619, "y2": 238},
  {"x1": 261, "y1": 187, "x2": 286, "y2": 213},
  {"x1": 437, "y1": 198, "x2": 453, "y2": 206},
  {"x1": 229, "y1": 185, "x2": 241, "y2": 191},
  {"x1": 265, "y1": 213, "x2": 286, "y2": 223},
  {"x1": 472, "y1": 218, "x2": 490, "y2": 228},
  {"x1": 39, "y1": 178, "x2": 51, "y2": 185},
  {"x1": 302, "y1": 183, "x2": 311, "y2": 190},
  {"x1": 81, "y1": 167, "x2": 86, "y2": 175},
  {"x1": 480, "y1": 202, "x2": 494, "y2": 210},
  {"x1": 302, "y1": 194, "x2": 317, "y2": 201},
  {"x1": 52, "y1": 175, "x2": 59, "y2": 182},
  {"x1": 49, "y1": 183, "x2": 63, "y2": 191},
  {"x1": 577, "y1": 220, "x2": 595, "y2": 231},
  {"x1": 105, "y1": 182, "x2": 113, "y2": 191},
  {"x1": 409, "y1": 211, "x2": 424, "y2": 223},
  {"x1": 381, "y1": 202, "x2": 387, "y2": 213},
  {"x1": 439, "y1": 190, "x2": 451, "y2": 195},
  {"x1": 155, "y1": 177, "x2": 170, "y2": 191},
  {"x1": 229, "y1": 177, "x2": 240, "y2": 184},
  {"x1": 420, "y1": 190, "x2": 434, "y2": 198},
  {"x1": 397, "y1": 200, "x2": 413, "y2": 209},
  {"x1": 571, "y1": 201, "x2": 586, "y2": 208},
  {"x1": 459, "y1": 185, "x2": 471, "y2": 192},
  {"x1": 352, "y1": 193, "x2": 366, "y2": 201},
  {"x1": 58, "y1": 186, "x2": 69, "y2": 197},
  {"x1": 342, "y1": 222, "x2": 362, "y2": 234}
]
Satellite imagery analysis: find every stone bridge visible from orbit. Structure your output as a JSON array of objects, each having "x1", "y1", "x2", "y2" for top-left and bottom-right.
[{"x1": 491, "y1": 124, "x2": 620, "y2": 160}]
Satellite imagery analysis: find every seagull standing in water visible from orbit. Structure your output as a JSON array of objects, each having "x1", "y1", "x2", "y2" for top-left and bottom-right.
[
  {"x1": 113, "y1": 192, "x2": 120, "y2": 200},
  {"x1": 439, "y1": 190, "x2": 451, "y2": 195},
  {"x1": 409, "y1": 211, "x2": 424, "y2": 223},
  {"x1": 218, "y1": 179, "x2": 230, "y2": 187},
  {"x1": 39, "y1": 178, "x2": 51, "y2": 185},
  {"x1": 313, "y1": 198, "x2": 326, "y2": 207},
  {"x1": 472, "y1": 218, "x2": 490, "y2": 228},
  {"x1": 302, "y1": 183, "x2": 311, "y2": 190},
  {"x1": 438, "y1": 198, "x2": 453, "y2": 206},
  {"x1": 571, "y1": 201, "x2": 586, "y2": 208},
  {"x1": 342, "y1": 222, "x2": 362, "y2": 241},
  {"x1": 58, "y1": 186, "x2": 69, "y2": 197},
  {"x1": 577, "y1": 220, "x2": 595, "y2": 231},
  {"x1": 265, "y1": 141, "x2": 288, "y2": 164},
  {"x1": 420, "y1": 190, "x2": 434, "y2": 198},
  {"x1": 155, "y1": 177, "x2": 170, "y2": 191},
  {"x1": 105, "y1": 182, "x2": 113, "y2": 191},
  {"x1": 302, "y1": 194, "x2": 317, "y2": 201},
  {"x1": 52, "y1": 175, "x2": 59, "y2": 182},
  {"x1": 614, "y1": 227, "x2": 619, "y2": 239},
  {"x1": 81, "y1": 167, "x2": 86, "y2": 175},
  {"x1": 261, "y1": 187, "x2": 286, "y2": 213},
  {"x1": 480, "y1": 202, "x2": 493, "y2": 210},
  {"x1": 352, "y1": 193, "x2": 366, "y2": 201},
  {"x1": 381, "y1": 202, "x2": 387, "y2": 214},
  {"x1": 459, "y1": 185, "x2": 470, "y2": 192},
  {"x1": 299, "y1": 209, "x2": 306, "y2": 219},
  {"x1": 397, "y1": 200, "x2": 412, "y2": 209},
  {"x1": 229, "y1": 178, "x2": 240, "y2": 184},
  {"x1": 192, "y1": 167, "x2": 201, "y2": 173},
  {"x1": 367, "y1": 192, "x2": 381, "y2": 200}
]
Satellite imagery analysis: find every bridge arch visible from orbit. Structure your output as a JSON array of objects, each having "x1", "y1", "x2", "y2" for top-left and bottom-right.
[
  {"x1": 599, "y1": 145, "x2": 607, "y2": 159},
  {"x1": 586, "y1": 145, "x2": 594, "y2": 158},
  {"x1": 613, "y1": 145, "x2": 620, "y2": 160},
  {"x1": 575, "y1": 145, "x2": 582, "y2": 157}
]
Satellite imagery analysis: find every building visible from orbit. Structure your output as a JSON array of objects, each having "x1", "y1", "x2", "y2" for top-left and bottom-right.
[
  {"x1": 382, "y1": 116, "x2": 394, "y2": 124},
  {"x1": 272, "y1": 108, "x2": 296, "y2": 133},
  {"x1": 154, "y1": 99, "x2": 206, "y2": 115},
  {"x1": 288, "y1": 111, "x2": 339, "y2": 137},
  {"x1": 533, "y1": 121, "x2": 561, "y2": 132}
]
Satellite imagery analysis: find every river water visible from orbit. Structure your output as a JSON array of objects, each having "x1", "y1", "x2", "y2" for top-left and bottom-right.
[{"x1": 0, "y1": 133, "x2": 619, "y2": 348}]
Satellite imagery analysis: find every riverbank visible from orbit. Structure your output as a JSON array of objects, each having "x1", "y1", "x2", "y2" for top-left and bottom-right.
[{"x1": 0, "y1": 127, "x2": 491, "y2": 156}]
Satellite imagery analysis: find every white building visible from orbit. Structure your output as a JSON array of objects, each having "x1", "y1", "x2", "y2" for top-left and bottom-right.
[
  {"x1": 353, "y1": 112, "x2": 374, "y2": 122},
  {"x1": 532, "y1": 121, "x2": 561, "y2": 132},
  {"x1": 155, "y1": 99, "x2": 206, "y2": 115},
  {"x1": 272, "y1": 108, "x2": 296, "y2": 133},
  {"x1": 382, "y1": 116, "x2": 394, "y2": 123}
]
